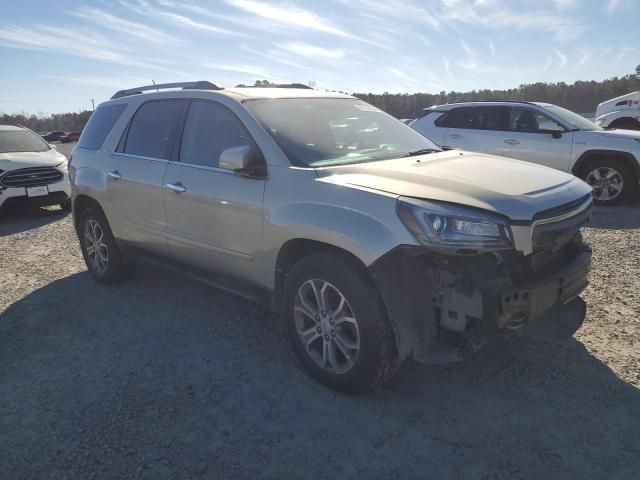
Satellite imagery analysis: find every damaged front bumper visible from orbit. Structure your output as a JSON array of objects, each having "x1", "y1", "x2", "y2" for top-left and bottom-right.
[{"x1": 370, "y1": 236, "x2": 592, "y2": 364}]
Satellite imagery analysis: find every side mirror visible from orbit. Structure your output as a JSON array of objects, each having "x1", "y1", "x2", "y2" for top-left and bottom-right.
[
  {"x1": 219, "y1": 145, "x2": 251, "y2": 171},
  {"x1": 539, "y1": 121, "x2": 564, "y2": 138},
  {"x1": 49, "y1": 143, "x2": 57, "y2": 150}
]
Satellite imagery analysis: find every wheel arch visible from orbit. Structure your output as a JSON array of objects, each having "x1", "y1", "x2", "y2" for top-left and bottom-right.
[
  {"x1": 608, "y1": 117, "x2": 640, "y2": 130},
  {"x1": 572, "y1": 149, "x2": 640, "y2": 180},
  {"x1": 73, "y1": 195, "x2": 106, "y2": 231},
  {"x1": 273, "y1": 239, "x2": 370, "y2": 312}
]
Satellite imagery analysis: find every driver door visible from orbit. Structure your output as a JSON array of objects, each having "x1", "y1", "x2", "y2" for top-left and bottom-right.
[
  {"x1": 163, "y1": 100, "x2": 267, "y2": 282},
  {"x1": 501, "y1": 107, "x2": 574, "y2": 171}
]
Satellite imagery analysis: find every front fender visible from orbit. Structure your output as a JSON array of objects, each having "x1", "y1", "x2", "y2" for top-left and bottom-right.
[
  {"x1": 269, "y1": 201, "x2": 404, "y2": 267},
  {"x1": 596, "y1": 110, "x2": 639, "y2": 127}
]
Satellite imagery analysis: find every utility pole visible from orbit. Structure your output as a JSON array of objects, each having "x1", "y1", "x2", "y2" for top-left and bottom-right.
[{"x1": 91, "y1": 98, "x2": 95, "y2": 111}]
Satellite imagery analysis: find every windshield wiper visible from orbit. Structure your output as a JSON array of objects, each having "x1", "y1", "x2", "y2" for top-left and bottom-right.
[{"x1": 403, "y1": 148, "x2": 441, "y2": 157}]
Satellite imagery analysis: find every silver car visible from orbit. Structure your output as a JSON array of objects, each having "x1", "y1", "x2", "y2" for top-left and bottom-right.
[{"x1": 70, "y1": 82, "x2": 593, "y2": 393}]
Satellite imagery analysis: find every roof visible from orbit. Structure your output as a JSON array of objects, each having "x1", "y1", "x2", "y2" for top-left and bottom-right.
[
  {"x1": 107, "y1": 81, "x2": 354, "y2": 104},
  {"x1": 0, "y1": 125, "x2": 24, "y2": 131},
  {"x1": 223, "y1": 87, "x2": 353, "y2": 100},
  {"x1": 426, "y1": 100, "x2": 555, "y2": 110}
]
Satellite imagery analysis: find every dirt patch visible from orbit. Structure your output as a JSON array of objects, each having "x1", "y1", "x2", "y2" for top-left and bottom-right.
[{"x1": 0, "y1": 203, "x2": 639, "y2": 479}]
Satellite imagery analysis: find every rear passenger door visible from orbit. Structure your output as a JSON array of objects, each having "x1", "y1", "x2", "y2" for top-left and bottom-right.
[
  {"x1": 440, "y1": 106, "x2": 507, "y2": 156},
  {"x1": 108, "y1": 99, "x2": 186, "y2": 255},
  {"x1": 163, "y1": 100, "x2": 266, "y2": 283}
]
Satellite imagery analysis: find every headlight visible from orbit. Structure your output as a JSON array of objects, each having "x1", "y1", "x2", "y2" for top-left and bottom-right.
[
  {"x1": 56, "y1": 160, "x2": 69, "y2": 172},
  {"x1": 595, "y1": 118, "x2": 605, "y2": 126},
  {"x1": 397, "y1": 197, "x2": 512, "y2": 250}
]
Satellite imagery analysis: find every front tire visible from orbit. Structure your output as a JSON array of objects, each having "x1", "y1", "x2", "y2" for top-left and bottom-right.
[
  {"x1": 78, "y1": 208, "x2": 129, "y2": 283},
  {"x1": 580, "y1": 157, "x2": 636, "y2": 206},
  {"x1": 283, "y1": 251, "x2": 398, "y2": 393}
]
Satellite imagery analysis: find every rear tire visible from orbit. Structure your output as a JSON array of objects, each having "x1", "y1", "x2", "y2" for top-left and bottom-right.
[
  {"x1": 78, "y1": 207, "x2": 129, "y2": 283},
  {"x1": 580, "y1": 157, "x2": 636, "y2": 206},
  {"x1": 283, "y1": 251, "x2": 398, "y2": 393}
]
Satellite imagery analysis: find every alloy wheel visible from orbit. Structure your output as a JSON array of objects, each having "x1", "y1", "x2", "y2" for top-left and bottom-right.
[
  {"x1": 294, "y1": 279, "x2": 360, "y2": 374},
  {"x1": 585, "y1": 166, "x2": 624, "y2": 202},
  {"x1": 84, "y1": 219, "x2": 109, "y2": 275}
]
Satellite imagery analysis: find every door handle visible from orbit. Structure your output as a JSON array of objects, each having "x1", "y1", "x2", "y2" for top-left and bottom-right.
[
  {"x1": 107, "y1": 170, "x2": 122, "y2": 180},
  {"x1": 448, "y1": 134, "x2": 462, "y2": 139},
  {"x1": 504, "y1": 139, "x2": 520, "y2": 145},
  {"x1": 166, "y1": 182, "x2": 187, "y2": 194}
]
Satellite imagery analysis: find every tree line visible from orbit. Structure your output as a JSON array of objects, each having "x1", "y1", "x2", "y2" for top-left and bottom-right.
[
  {"x1": 355, "y1": 74, "x2": 640, "y2": 119},
  {"x1": 1, "y1": 71, "x2": 639, "y2": 131},
  {"x1": 1, "y1": 110, "x2": 92, "y2": 133}
]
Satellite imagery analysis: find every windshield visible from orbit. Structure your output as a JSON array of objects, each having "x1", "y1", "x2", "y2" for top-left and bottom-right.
[
  {"x1": 545, "y1": 105, "x2": 601, "y2": 131},
  {"x1": 0, "y1": 130, "x2": 50, "y2": 153},
  {"x1": 244, "y1": 98, "x2": 440, "y2": 167}
]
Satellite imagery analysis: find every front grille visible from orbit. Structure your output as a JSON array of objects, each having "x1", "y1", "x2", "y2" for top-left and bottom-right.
[
  {"x1": 532, "y1": 194, "x2": 592, "y2": 221},
  {"x1": 532, "y1": 197, "x2": 592, "y2": 252},
  {"x1": 0, "y1": 166, "x2": 63, "y2": 188}
]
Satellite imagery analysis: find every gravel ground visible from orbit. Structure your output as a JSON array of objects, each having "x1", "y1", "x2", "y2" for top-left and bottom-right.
[{"x1": 1, "y1": 151, "x2": 639, "y2": 479}]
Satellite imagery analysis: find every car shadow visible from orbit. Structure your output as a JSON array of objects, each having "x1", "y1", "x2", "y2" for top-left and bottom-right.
[
  {"x1": 0, "y1": 268, "x2": 638, "y2": 479},
  {"x1": 0, "y1": 204, "x2": 69, "y2": 237},
  {"x1": 589, "y1": 196, "x2": 640, "y2": 230}
]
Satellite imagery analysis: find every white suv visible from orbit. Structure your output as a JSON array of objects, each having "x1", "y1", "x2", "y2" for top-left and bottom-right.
[
  {"x1": 0, "y1": 125, "x2": 71, "y2": 213},
  {"x1": 410, "y1": 101, "x2": 640, "y2": 205}
]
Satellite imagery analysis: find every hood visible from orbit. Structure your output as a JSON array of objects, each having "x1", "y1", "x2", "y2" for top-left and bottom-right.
[
  {"x1": 0, "y1": 148, "x2": 67, "y2": 171},
  {"x1": 585, "y1": 128, "x2": 640, "y2": 141},
  {"x1": 315, "y1": 150, "x2": 592, "y2": 221}
]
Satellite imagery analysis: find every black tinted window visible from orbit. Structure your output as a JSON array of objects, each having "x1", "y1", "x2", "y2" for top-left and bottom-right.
[
  {"x1": 124, "y1": 100, "x2": 184, "y2": 159},
  {"x1": 508, "y1": 108, "x2": 562, "y2": 133},
  {"x1": 78, "y1": 103, "x2": 127, "y2": 150},
  {"x1": 180, "y1": 101, "x2": 258, "y2": 168},
  {"x1": 437, "y1": 107, "x2": 504, "y2": 131}
]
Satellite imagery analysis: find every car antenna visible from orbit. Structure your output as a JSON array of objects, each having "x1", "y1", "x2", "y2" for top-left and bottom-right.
[{"x1": 152, "y1": 80, "x2": 158, "y2": 92}]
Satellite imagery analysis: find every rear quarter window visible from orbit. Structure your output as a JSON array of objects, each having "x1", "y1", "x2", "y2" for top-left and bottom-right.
[{"x1": 77, "y1": 103, "x2": 127, "y2": 150}]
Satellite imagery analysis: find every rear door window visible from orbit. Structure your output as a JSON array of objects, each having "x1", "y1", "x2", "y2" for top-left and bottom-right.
[
  {"x1": 123, "y1": 100, "x2": 185, "y2": 160},
  {"x1": 77, "y1": 103, "x2": 127, "y2": 150},
  {"x1": 437, "y1": 107, "x2": 506, "y2": 131}
]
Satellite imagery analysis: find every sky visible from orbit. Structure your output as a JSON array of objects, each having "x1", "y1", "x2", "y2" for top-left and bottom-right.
[{"x1": 0, "y1": 0, "x2": 638, "y2": 114}]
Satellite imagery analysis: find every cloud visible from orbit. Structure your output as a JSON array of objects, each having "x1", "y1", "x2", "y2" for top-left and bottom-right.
[
  {"x1": 579, "y1": 52, "x2": 590, "y2": 66},
  {"x1": 121, "y1": 0, "x2": 245, "y2": 36},
  {"x1": 339, "y1": 0, "x2": 441, "y2": 31},
  {"x1": 617, "y1": 46, "x2": 636, "y2": 59},
  {"x1": 459, "y1": 38, "x2": 473, "y2": 55},
  {"x1": 608, "y1": 0, "x2": 621, "y2": 11},
  {"x1": 69, "y1": 7, "x2": 177, "y2": 43},
  {"x1": 280, "y1": 42, "x2": 345, "y2": 59},
  {"x1": 488, "y1": 39, "x2": 495, "y2": 56},
  {"x1": 439, "y1": 0, "x2": 588, "y2": 41},
  {"x1": 443, "y1": 56, "x2": 451, "y2": 74},
  {"x1": 554, "y1": 48, "x2": 568, "y2": 68},
  {"x1": 225, "y1": 0, "x2": 350, "y2": 37},
  {"x1": 47, "y1": 74, "x2": 155, "y2": 89},
  {"x1": 542, "y1": 55, "x2": 553, "y2": 71},
  {"x1": 0, "y1": 23, "x2": 171, "y2": 71},
  {"x1": 157, "y1": 11, "x2": 246, "y2": 35},
  {"x1": 203, "y1": 63, "x2": 278, "y2": 79}
]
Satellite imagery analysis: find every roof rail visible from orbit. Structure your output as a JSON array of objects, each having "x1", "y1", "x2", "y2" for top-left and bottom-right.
[
  {"x1": 275, "y1": 83, "x2": 313, "y2": 89},
  {"x1": 111, "y1": 81, "x2": 222, "y2": 100}
]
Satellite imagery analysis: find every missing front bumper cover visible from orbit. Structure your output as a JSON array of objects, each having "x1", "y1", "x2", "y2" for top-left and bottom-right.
[{"x1": 370, "y1": 239, "x2": 591, "y2": 364}]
